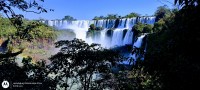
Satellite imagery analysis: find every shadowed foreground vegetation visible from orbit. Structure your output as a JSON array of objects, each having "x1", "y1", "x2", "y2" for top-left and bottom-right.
[
  {"x1": 1, "y1": 0, "x2": 200, "y2": 89},
  {"x1": 0, "y1": 38, "x2": 162, "y2": 89}
]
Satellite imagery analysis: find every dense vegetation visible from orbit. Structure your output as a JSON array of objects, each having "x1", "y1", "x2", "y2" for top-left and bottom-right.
[
  {"x1": 62, "y1": 15, "x2": 77, "y2": 21},
  {"x1": 91, "y1": 1, "x2": 200, "y2": 89},
  {"x1": 0, "y1": 16, "x2": 56, "y2": 39},
  {"x1": 1, "y1": 0, "x2": 200, "y2": 89},
  {"x1": 0, "y1": 15, "x2": 57, "y2": 61},
  {"x1": 93, "y1": 12, "x2": 141, "y2": 20},
  {"x1": 144, "y1": 0, "x2": 200, "y2": 89},
  {"x1": 93, "y1": 14, "x2": 119, "y2": 20}
]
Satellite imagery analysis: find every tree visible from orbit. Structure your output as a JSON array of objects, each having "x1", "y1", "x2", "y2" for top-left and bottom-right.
[
  {"x1": 92, "y1": 16, "x2": 105, "y2": 20},
  {"x1": 0, "y1": 55, "x2": 57, "y2": 89},
  {"x1": 0, "y1": 0, "x2": 55, "y2": 89},
  {"x1": 0, "y1": 0, "x2": 54, "y2": 41},
  {"x1": 89, "y1": 24, "x2": 96, "y2": 30},
  {"x1": 49, "y1": 38, "x2": 123, "y2": 90},
  {"x1": 0, "y1": 0, "x2": 53, "y2": 57},
  {"x1": 106, "y1": 14, "x2": 119, "y2": 19},
  {"x1": 154, "y1": 5, "x2": 171, "y2": 22},
  {"x1": 143, "y1": 24, "x2": 153, "y2": 33},
  {"x1": 62, "y1": 15, "x2": 76, "y2": 21},
  {"x1": 152, "y1": 19, "x2": 166, "y2": 33},
  {"x1": 132, "y1": 22, "x2": 145, "y2": 37},
  {"x1": 110, "y1": 66, "x2": 162, "y2": 90},
  {"x1": 144, "y1": 0, "x2": 200, "y2": 89},
  {"x1": 174, "y1": 0, "x2": 199, "y2": 7},
  {"x1": 124, "y1": 12, "x2": 141, "y2": 18}
]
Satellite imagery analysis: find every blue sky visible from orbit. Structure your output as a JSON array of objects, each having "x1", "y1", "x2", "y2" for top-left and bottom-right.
[{"x1": 15, "y1": 0, "x2": 175, "y2": 20}]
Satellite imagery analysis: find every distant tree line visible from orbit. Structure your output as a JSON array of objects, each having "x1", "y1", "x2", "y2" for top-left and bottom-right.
[
  {"x1": 92, "y1": 13, "x2": 141, "y2": 20},
  {"x1": 92, "y1": 6, "x2": 177, "y2": 21},
  {"x1": 62, "y1": 15, "x2": 77, "y2": 21}
]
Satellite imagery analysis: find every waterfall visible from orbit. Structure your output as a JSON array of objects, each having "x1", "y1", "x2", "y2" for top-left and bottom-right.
[
  {"x1": 43, "y1": 17, "x2": 155, "y2": 29},
  {"x1": 41, "y1": 17, "x2": 155, "y2": 64},
  {"x1": 42, "y1": 17, "x2": 155, "y2": 47},
  {"x1": 111, "y1": 29, "x2": 124, "y2": 47},
  {"x1": 132, "y1": 34, "x2": 146, "y2": 61},
  {"x1": 123, "y1": 30, "x2": 133, "y2": 45},
  {"x1": 133, "y1": 34, "x2": 146, "y2": 48},
  {"x1": 120, "y1": 34, "x2": 146, "y2": 65},
  {"x1": 118, "y1": 19, "x2": 126, "y2": 28}
]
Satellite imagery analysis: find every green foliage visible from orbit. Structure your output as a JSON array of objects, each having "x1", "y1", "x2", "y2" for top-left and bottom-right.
[
  {"x1": 0, "y1": 17, "x2": 56, "y2": 61},
  {"x1": 0, "y1": 0, "x2": 53, "y2": 41},
  {"x1": 124, "y1": 12, "x2": 141, "y2": 18},
  {"x1": 111, "y1": 66, "x2": 162, "y2": 90},
  {"x1": 93, "y1": 14, "x2": 119, "y2": 20},
  {"x1": 143, "y1": 24, "x2": 153, "y2": 33},
  {"x1": 49, "y1": 38, "x2": 122, "y2": 89},
  {"x1": 144, "y1": 1, "x2": 200, "y2": 89},
  {"x1": 2, "y1": 0, "x2": 200, "y2": 89},
  {"x1": 0, "y1": 17, "x2": 56, "y2": 40},
  {"x1": 106, "y1": 14, "x2": 119, "y2": 19},
  {"x1": 131, "y1": 22, "x2": 153, "y2": 38},
  {"x1": 153, "y1": 7, "x2": 176, "y2": 33},
  {"x1": 93, "y1": 12, "x2": 142, "y2": 20},
  {"x1": 1, "y1": 38, "x2": 163, "y2": 90},
  {"x1": 62, "y1": 15, "x2": 76, "y2": 21},
  {"x1": 93, "y1": 16, "x2": 105, "y2": 20},
  {"x1": 153, "y1": 19, "x2": 166, "y2": 33},
  {"x1": 33, "y1": 22, "x2": 57, "y2": 39},
  {"x1": 0, "y1": 17, "x2": 16, "y2": 37},
  {"x1": 154, "y1": 5, "x2": 171, "y2": 21},
  {"x1": 133, "y1": 22, "x2": 145, "y2": 33},
  {"x1": 87, "y1": 24, "x2": 104, "y2": 39},
  {"x1": 132, "y1": 22, "x2": 145, "y2": 37},
  {"x1": 0, "y1": 0, "x2": 48, "y2": 14},
  {"x1": 89, "y1": 24, "x2": 96, "y2": 30},
  {"x1": 0, "y1": 1, "x2": 56, "y2": 89},
  {"x1": 88, "y1": 24, "x2": 104, "y2": 31}
]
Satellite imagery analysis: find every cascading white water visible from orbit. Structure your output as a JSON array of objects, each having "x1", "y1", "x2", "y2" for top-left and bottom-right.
[
  {"x1": 59, "y1": 20, "x2": 92, "y2": 41},
  {"x1": 123, "y1": 30, "x2": 133, "y2": 45},
  {"x1": 132, "y1": 34, "x2": 146, "y2": 61},
  {"x1": 118, "y1": 19, "x2": 126, "y2": 29},
  {"x1": 121, "y1": 34, "x2": 147, "y2": 65},
  {"x1": 42, "y1": 17, "x2": 154, "y2": 48},
  {"x1": 133, "y1": 34, "x2": 146, "y2": 48},
  {"x1": 41, "y1": 17, "x2": 155, "y2": 65},
  {"x1": 39, "y1": 17, "x2": 155, "y2": 89},
  {"x1": 111, "y1": 29, "x2": 124, "y2": 47},
  {"x1": 42, "y1": 17, "x2": 155, "y2": 48}
]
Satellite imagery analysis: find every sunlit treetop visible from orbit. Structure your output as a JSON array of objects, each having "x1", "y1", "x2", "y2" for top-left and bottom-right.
[{"x1": 0, "y1": 0, "x2": 53, "y2": 41}]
